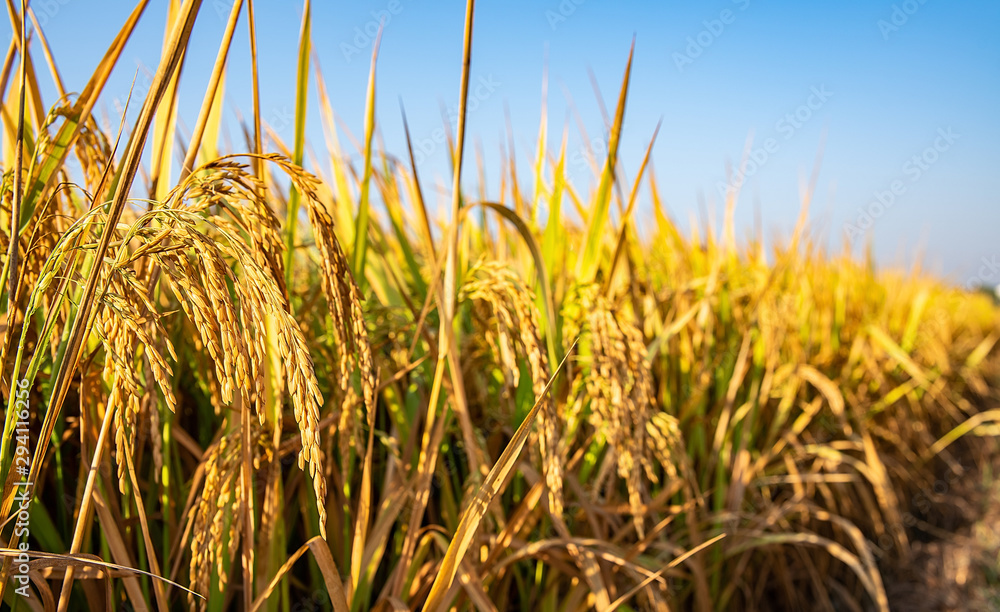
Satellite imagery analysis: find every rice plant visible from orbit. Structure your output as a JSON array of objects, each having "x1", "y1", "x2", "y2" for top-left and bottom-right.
[{"x1": 1, "y1": 1, "x2": 998, "y2": 610}]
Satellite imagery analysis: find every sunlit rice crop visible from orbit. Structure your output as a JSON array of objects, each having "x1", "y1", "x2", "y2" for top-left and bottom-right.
[{"x1": 1, "y1": 2, "x2": 998, "y2": 611}]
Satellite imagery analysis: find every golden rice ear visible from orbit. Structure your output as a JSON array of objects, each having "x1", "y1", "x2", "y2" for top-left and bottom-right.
[
  {"x1": 98, "y1": 279, "x2": 177, "y2": 495},
  {"x1": 462, "y1": 260, "x2": 560, "y2": 516},
  {"x1": 187, "y1": 430, "x2": 248, "y2": 612},
  {"x1": 564, "y1": 283, "x2": 654, "y2": 538},
  {"x1": 155, "y1": 157, "x2": 345, "y2": 543}
]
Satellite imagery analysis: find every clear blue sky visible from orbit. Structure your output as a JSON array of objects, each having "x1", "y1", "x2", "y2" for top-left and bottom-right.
[{"x1": 6, "y1": 0, "x2": 999, "y2": 285}]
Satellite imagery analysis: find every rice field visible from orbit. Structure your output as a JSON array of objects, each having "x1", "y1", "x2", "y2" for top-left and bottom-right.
[{"x1": 1, "y1": 1, "x2": 999, "y2": 611}]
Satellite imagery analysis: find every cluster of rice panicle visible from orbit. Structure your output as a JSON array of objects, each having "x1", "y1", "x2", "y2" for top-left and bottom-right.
[
  {"x1": 206, "y1": 155, "x2": 377, "y2": 435},
  {"x1": 75, "y1": 156, "x2": 375, "y2": 549},
  {"x1": 177, "y1": 159, "x2": 286, "y2": 293},
  {"x1": 157, "y1": 196, "x2": 328, "y2": 532},
  {"x1": 97, "y1": 266, "x2": 177, "y2": 493},
  {"x1": 168, "y1": 156, "x2": 372, "y2": 538},
  {"x1": 186, "y1": 428, "x2": 247, "y2": 610},
  {"x1": 461, "y1": 260, "x2": 558, "y2": 513},
  {"x1": 564, "y1": 283, "x2": 658, "y2": 537},
  {"x1": 300, "y1": 189, "x2": 376, "y2": 421}
]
